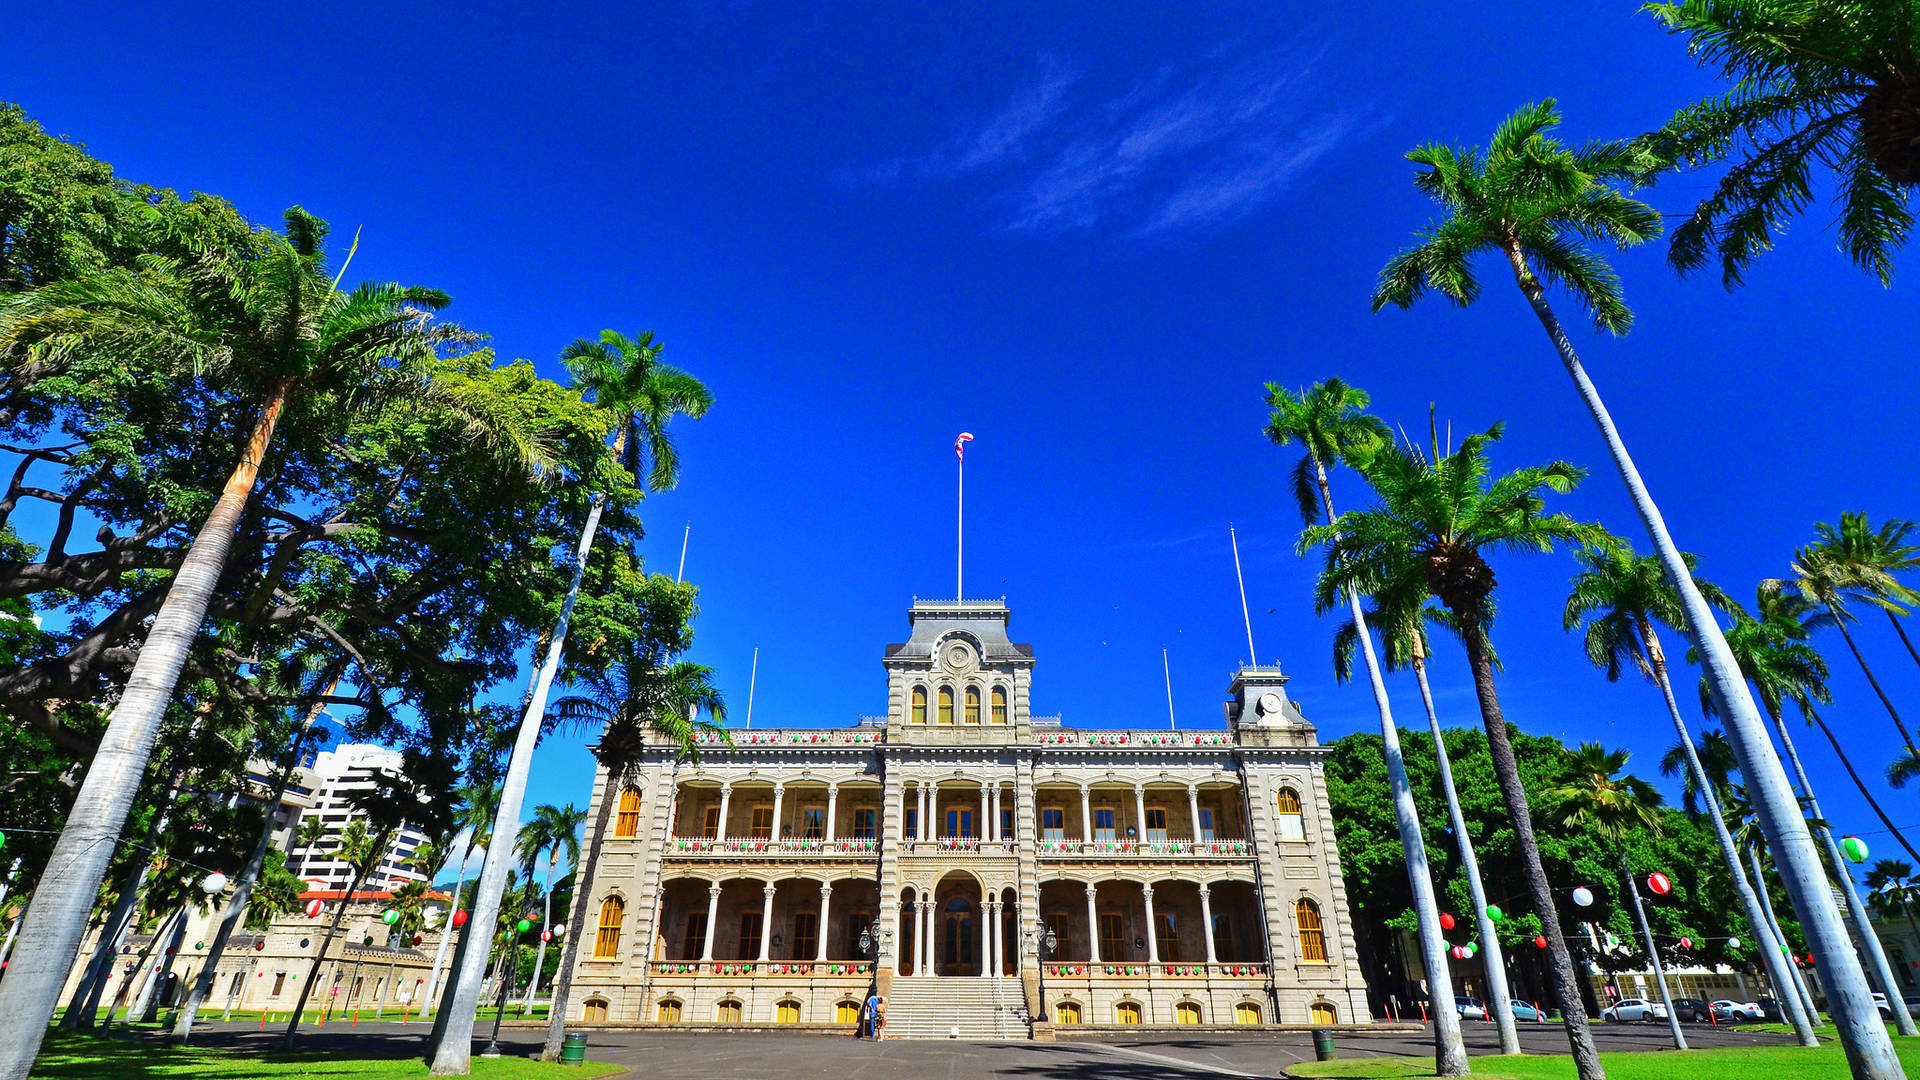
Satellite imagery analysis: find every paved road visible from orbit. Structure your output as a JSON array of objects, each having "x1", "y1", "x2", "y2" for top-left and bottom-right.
[{"x1": 166, "y1": 1020, "x2": 1797, "y2": 1079}]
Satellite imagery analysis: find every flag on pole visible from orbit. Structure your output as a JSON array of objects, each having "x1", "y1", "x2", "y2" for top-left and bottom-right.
[{"x1": 954, "y1": 432, "x2": 974, "y2": 460}]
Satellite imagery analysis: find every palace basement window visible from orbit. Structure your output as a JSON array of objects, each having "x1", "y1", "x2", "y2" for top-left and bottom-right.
[{"x1": 658, "y1": 999, "x2": 683, "y2": 1023}]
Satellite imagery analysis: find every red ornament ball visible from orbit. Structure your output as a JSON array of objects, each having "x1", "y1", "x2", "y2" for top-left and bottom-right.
[
  {"x1": 304, "y1": 898, "x2": 324, "y2": 919},
  {"x1": 413, "y1": 935, "x2": 424, "y2": 946},
  {"x1": 1535, "y1": 936, "x2": 1548, "y2": 950},
  {"x1": 254, "y1": 940, "x2": 266, "y2": 952},
  {"x1": 452, "y1": 909, "x2": 468, "y2": 928},
  {"x1": 1647, "y1": 871, "x2": 1672, "y2": 895},
  {"x1": 541, "y1": 930, "x2": 553, "y2": 943},
  {"x1": 1439, "y1": 912, "x2": 1456, "y2": 931},
  {"x1": 1680, "y1": 937, "x2": 1693, "y2": 949}
]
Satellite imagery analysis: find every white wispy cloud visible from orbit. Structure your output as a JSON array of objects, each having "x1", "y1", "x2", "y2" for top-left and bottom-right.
[{"x1": 839, "y1": 47, "x2": 1376, "y2": 235}]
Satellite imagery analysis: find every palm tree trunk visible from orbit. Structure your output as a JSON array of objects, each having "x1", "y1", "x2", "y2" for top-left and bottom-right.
[
  {"x1": 281, "y1": 827, "x2": 394, "y2": 1049},
  {"x1": 1809, "y1": 713, "x2": 1920, "y2": 863},
  {"x1": 1313, "y1": 460, "x2": 1467, "y2": 1074},
  {"x1": 0, "y1": 377, "x2": 294, "y2": 1080},
  {"x1": 523, "y1": 853, "x2": 555, "y2": 1014},
  {"x1": 540, "y1": 761, "x2": 621, "y2": 1061},
  {"x1": 432, "y1": 463, "x2": 619, "y2": 1077},
  {"x1": 1620, "y1": 851, "x2": 1687, "y2": 1050},
  {"x1": 1453, "y1": 604, "x2": 1603, "y2": 1080},
  {"x1": 132, "y1": 905, "x2": 188, "y2": 1024},
  {"x1": 1412, "y1": 649, "x2": 1520, "y2": 1054},
  {"x1": 60, "y1": 863, "x2": 146, "y2": 1031},
  {"x1": 1641, "y1": 632, "x2": 1817, "y2": 1045},
  {"x1": 1497, "y1": 239, "x2": 1899, "y2": 1080},
  {"x1": 1888, "y1": 613, "x2": 1920, "y2": 673},
  {"x1": 173, "y1": 682, "x2": 337, "y2": 1043},
  {"x1": 1751, "y1": 844, "x2": 1821, "y2": 1021},
  {"x1": 1832, "y1": 605, "x2": 1918, "y2": 754},
  {"x1": 420, "y1": 828, "x2": 472, "y2": 1019},
  {"x1": 1764, "y1": 698, "x2": 1920, "y2": 1034},
  {"x1": 102, "y1": 911, "x2": 168, "y2": 1028}
]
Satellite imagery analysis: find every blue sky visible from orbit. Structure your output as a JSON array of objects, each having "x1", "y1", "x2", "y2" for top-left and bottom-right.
[{"x1": 14, "y1": 3, "x2": 1919, "y2": 881}]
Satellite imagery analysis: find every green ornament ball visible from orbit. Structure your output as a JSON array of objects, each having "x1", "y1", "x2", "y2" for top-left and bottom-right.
[
  {"x1": 1841, "y1": 836, "x2": 1870, "y2": 863},
  {"x1": 382, "y1": 909, "x2": 399, "y2": 925},
  {"x1": 1486, "y1": 905, "x2": 1503, "y2": 921},
  {"x1": 517, "y1": 919, "x2": 533, "y2": 933}
]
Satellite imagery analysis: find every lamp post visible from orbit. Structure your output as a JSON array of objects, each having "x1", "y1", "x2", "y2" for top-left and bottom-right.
[
  {"x1": 1035, "y1": 927, "x2": 1057, "y2": 1026},
  {"x1": 480, "y1": 918, "x2": 523, "y2": 1058}
]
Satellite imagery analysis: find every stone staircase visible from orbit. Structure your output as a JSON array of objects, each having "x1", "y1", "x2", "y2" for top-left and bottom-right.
[{"x1": 882, "y1": 977, "x2": 1026, "y2": 1040}]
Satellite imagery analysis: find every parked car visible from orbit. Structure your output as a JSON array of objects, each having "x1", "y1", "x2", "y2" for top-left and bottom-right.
[
  {"x1": 1507, "y1": 1000, "x2": 1544, "y2": 1022},
  {"x1": 1456, "y1": 996, "x2": 1488, "y2": 1020},
  {"x1": 1867, "y1": 992, "x2": 1920, "y2": 1018},
  {"x1": 1711, "y1": 999, "x2": 1764, "y2": 1022},
  {"x1": 1756, "y1": 998, "x2": 1786, "y2": 1022},
  {"x1": 1669, "y1": 998, "x2": 1713, "y2": 1023},
  {"x1": 1601, "y1": 998, "x2": 1669, "y2": 1022}
]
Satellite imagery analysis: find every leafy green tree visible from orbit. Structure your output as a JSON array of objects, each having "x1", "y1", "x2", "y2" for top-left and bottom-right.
[
  {"x1": 1639, "y1": 1, "x2": 1917, "y2": 286},
  {"x1": 516, "y1": 802, "x2": 585, "y2": 1009},
  {"x1": 1268, "y1": 379, "x2": 1476, "y2": 1067},
  {"x1": 1371, "y1": 98, "x2": 1895, "y2": 1074},
  {"x1": 541, "y1": 656, "x2": 724, "y2": 1059},
  {"x1": 1304, "y1": 422, "x2": 1609, "y2": 1078},
  {"x1": 1550, "y1": 745, "x2": 1688, "y2": 1049}
]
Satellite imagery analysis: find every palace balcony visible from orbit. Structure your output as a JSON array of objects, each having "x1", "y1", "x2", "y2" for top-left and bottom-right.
[
  {"x1": 665, "y1": 837, "x2": 879, "y2": 858},
  {"x1": 1042, "y1": 961, "x2": 1268, "y2": 979},
  {"x1": 652, "y1": 961, "x2": 876, "y2": 977},
  {"x1": 1035, "y1": 836, "x2": 1254, "y2": 859}
]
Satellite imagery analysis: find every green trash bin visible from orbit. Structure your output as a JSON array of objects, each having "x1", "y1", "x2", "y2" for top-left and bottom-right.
[
  {"x1": 1313, "y1": 1028, "x2": 1336, "y2": 1061},
  {"x1": 560, "y1": 1032, "x2": 588, "y2": 1065}
]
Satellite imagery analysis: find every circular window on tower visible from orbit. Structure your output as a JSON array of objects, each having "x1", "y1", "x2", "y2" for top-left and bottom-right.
[{"x1": 941, "y1": 639, "x2": 976, "y2": 674}]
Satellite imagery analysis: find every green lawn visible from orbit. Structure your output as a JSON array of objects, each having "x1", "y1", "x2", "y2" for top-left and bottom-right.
[
  {"x1": 28, "y1": 1033, "x2": 621, "y2": 1080},
  {"x1": 1287, "y1": 1036, "x2": 1920, "y2": 1080}
]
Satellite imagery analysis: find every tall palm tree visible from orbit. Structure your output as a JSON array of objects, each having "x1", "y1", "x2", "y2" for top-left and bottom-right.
[
  {"x1": 1640, "y1": 0, "x2": 1918, "y2": 287},
  {"x1": 0, "y1": 209, "x2": 479, "y2": 1078},
  {"x1": 515, "y1": 803, "x2": 585, "y2": 1013},
  {"x1": 1267, "y1": 380, "x2": 1475, "y2": 1070},
  {"x1": 1333, "y1": 593, "x2": 1517, "y2": 1055},
  {"x1": 419, "y1": 781, "x2": 500, "y2": 1022},
  {"x1": 1304, "y1": 423, "x2": 1610, "y2": 1078},
  {"x1": 1707, "y1": 593, "x2": 1920, "y2": 1035},
  {"x1": 293, "y1": 817, "x2": 331, "y2": 879},
  {"x1": 431, "y1": 330, "x2": 711, "y2": 1076},
  {"x1": 538, "y1": 657, "x2": 724, "y2": 1061},
  {"x1": 1562, "y1": 546, "x2": 1815, "y2": 1043},
  {"x1": 1865, "y1": 860, "x2": 1920, "y2": 966},
  {"x1": 1659, "y1": 729, "x2": 1739, "y2": 816},
  {"x1": 1810, "y1": 513, "x2": 1920, "y2": 669},
  {"x1": 1777, "y1": 515, "x2": 1920, "y2": 752},
  {"x1": 1549, "y1": 744, "x2": 1688, "y2": 1051},
  {"x1": 1371, "y1": 99, "x2": 1894, "y2": 1077}
]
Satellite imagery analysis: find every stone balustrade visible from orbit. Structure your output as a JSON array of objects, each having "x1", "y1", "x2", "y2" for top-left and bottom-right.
[
  {"x1": 1034, "y1": 837, "x2": 1253, "y2": 857},
  {"x1": 1043, "y1": 961, "x2": 1268, "y2": 978},
  {"x1": 666, "y1": 837, "x2": 880, "y2": 856},
  {"x1": 654, "y1": 961, "x2": 874, "y2": 976},
  {"x1": 690, "y1": 729, "x2": 882, "y2": 746},
  {"x1": 1033, "y1": 730, "x2": 1235, "y2": 747}
]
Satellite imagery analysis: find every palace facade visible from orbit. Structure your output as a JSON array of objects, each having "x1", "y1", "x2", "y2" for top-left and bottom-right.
[{"x1": 563, "y1": 598, "x2": 1370, "y2": 1034}]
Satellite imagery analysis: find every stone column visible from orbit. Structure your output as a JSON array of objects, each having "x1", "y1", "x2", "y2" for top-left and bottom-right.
[
  {"x1": 1133, "y1": 784, "x2": 1148, "y2": 845},
  {"x1": 1199, "y1": 884, "x2": 1218, "y2": 964},
  {"x1": 715, "y1": 783, "x2": 734, "y2": 842},
  {"x1": 920, "y1": 900, "x2": 935, "y2": 975},
  {"x1": 768, "y1": 783, "x2": 786, "y2": 842},
  {"x1": 896, "y1": 897, "x2": 910, "y2": 976},
  {"x1": 978, "y1": 784, "x2": 989, "y2": 841},
  {"x1": 1187, "y1": 785, "x2": 1203, "y2": 842},
  {"x1": 701, "y1": 883, "x2": 721, "y2": 961},
  {"x1": 817, "y1": 884, "x2": 832, "y2": 962},
  {"x1": 1142, "y1": 884, "x2": 1159, "y2": 964},
  {"x1": 1079, "y1": 785, "x2": 1093, "y2": 844},
  {"x1": 823, "y1": 783, "x2": 839, "y2": 843},
  {"x1": 919, "y1": 784, "x2": 932, "y2": 840},
  {"x1": 981, "y1": 900, "x2": 995, "y2": 977},
  {"x1": 1085, "y1": 884, "x2": 1101, "y2": 963},
  {"x1": 758, "y1": 884, "x2": 777, "y2": 962},
  {"x1": 989, "y1": 784, "x2": 1001, "y2": 842}
]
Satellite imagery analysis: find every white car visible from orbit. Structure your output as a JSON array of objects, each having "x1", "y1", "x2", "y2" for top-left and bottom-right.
[
  {"x1": 1455, "y1": 996, "x2": 1488, "y2": 1020},
  {"x1": 1602, "y1": 998, "x2": 1669, "y2": 1022},
  {"x1": 1711, "y1": 999, "x2": 1763, "y2": 1022},
  {"x1": 1869, "y1": 993, "x2": 1920, "y2": 1018}
]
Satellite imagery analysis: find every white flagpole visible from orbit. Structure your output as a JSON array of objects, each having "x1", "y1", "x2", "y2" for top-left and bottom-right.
[
  {"x1": 957, "y1": 448, "x2": 964, "y2": 601},
  {"x1": 1162, "y1": 649, "x2": 1176, "y2": 730},
  {"x1": 1230, "y1": 524, "x2": 1257, "y2": 666},
  {"x1": 744, "y1": 647, "x2": 758, "y2": 729},
  {"x1": 676, "y1": 522, "x2": 690, "y2": 583}
]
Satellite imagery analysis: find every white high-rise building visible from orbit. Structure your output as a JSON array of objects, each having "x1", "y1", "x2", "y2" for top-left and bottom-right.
[{"x1": 291, "y1": 743, "x2": 433, "y2": 890}]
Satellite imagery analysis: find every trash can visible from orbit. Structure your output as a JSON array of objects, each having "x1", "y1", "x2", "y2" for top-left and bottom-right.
[
  {"x1": 1312, "y1": 1028, "x2": 1336, "y2": 1061},
  {"x1": 560, "y1": 1032, "x2": 588, "y2": 1065}
]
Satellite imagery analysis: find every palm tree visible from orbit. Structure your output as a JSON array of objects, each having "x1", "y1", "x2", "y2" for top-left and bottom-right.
[
  {"x1": 1640, "y1": 1, "x2": 1918, "y2": 286},
  {"x1": 1333, "y1": 593, "x2": 1517, "y2": 1056},
  {"x1": 1562, "y1": 546, "x2": 1815, "y2": 1044},
  {"x1": 431, "y1": 330, "x2": 711, "y2": 1076},
  {"x1": 1371, "y1": 100, "x2": 1894, "y2": 1076},
  {"x1": 1659, "y1": 729, "x2": 1739, "y2": 816},
  {"x1": 0, "y1": 209, "x2": 475, "y2": 1075},
  {"x1": 293, "y1": 817, "x2": 331, "y2": 879},
  {"x1": 1777, "y1": 515, "x2": 1920, "y2": 749},
  {"x1": 1707, "y1": 592, "x2": 1920, "y2": 1035},
  {"x1": 1550, "y1": 744, "x2": 1688, "y2": 1051},
  {"x1": 1268, "y1": 380, "x2": 1475, "y2": 1070},
  {"x1": 538, "y1": 657, "x2": 724, "y2": 1061},
  {"x1": 1305, "y1": 423, "x2": 1609, "y2": 1077},
  {"x1": 1865, "y1": 860, "x2": 1920, "y2": 965},
  {"x1": 515, "y1": 803, "x2": 585, "y2": 1014}
]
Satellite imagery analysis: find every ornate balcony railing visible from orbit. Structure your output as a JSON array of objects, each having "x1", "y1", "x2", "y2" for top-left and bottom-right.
[
  {"x1": 1035, "y1": 837, "x2": 1253, "y2": 857},
  {"x1": 1034, "y1": 730, "x2": 1235, "y2": 747},
  {"x1": 655, "y1": 961, "x2": 874, "y2": 976},
  {"x1": 667, "y1": 837, "x2": 880, "y2": 856},
  {"x1": 691, "y1": 729, "x2": 882, "y2": 747},
  {"x1": 1043, "y1": 961, "x2": 1268, "y2": 978}
]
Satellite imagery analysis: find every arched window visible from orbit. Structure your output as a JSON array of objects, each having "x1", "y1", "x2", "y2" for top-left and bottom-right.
[
  {"x1": 991, "y1": 686, "x2": 1008, "y2": 724},
  {"x1": 776, "y1": 999, "x2": 801, "y2": 1023},
  {"x1": 1296, "y1": 899, "x2": 1327, "y2": 964},
  {"x1": 911, "y1": 686, "x2": 928, "y2": 724},
  {"x1": 1310, "y1": 1001, "x2": 1337, "y2": 1025},
  {"x1": 1115, "y1": 1001, "x2": 1142, "y2": 1025},
  {"x1": 584, "y1": 998, "x2": 609, "y2": 1022},
  {"x1": 1176, "y1": 1001, "x2": 1202, "y2": 1025},
  {"x1": 1055, "y1": 1000, "x2": 1082, "y2": 1025},
  {"x1": 594, "y1": 895, "x2": 626, "y2": 958},
  {"x1": 717, "y1": 999, "x2": 742, "y2": 1024},
  {"x1": 965, "y1": 686, "x2": 981, "y2": 724},
  {"x1": 938, "y1": 686, "x2": 955, "y2": 725},
  {"x1": 1237, "y1": 1001, "x2": 1264, "y2": 1025},
  {"x1": 1276, "y1": 787, "x2": 1305, "y2": 841},
  {"x1": 614, "y1": 788, "x2": 643, "y2": 838},
  {"x1": 657, "y1": 999, "x2": 683, "y2": 1023},
  {"x1": 837, "y1": 999, "x2": 861, "y2": 1024}
]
